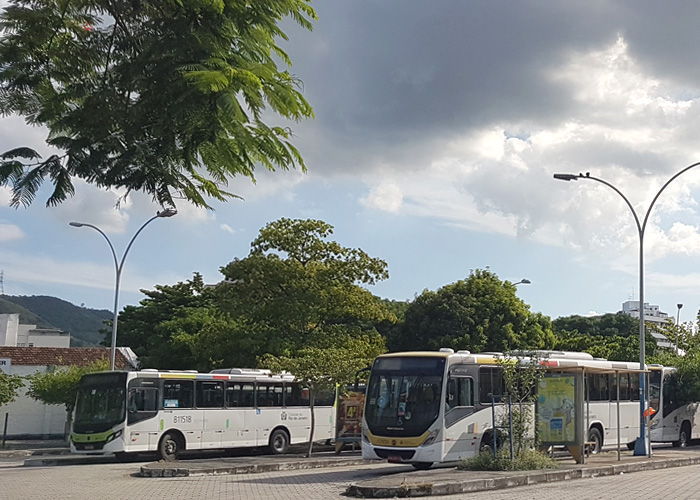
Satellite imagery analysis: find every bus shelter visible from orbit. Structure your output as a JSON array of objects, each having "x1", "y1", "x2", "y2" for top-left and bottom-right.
[{"x1": 537, "y1": 357, "x2": 648, "y2": 464}]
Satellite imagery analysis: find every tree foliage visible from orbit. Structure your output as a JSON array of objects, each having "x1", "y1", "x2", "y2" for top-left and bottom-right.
[
  {"x1": 116, "y1": 218, "x2": 393, "y2": 370},
  {"x1": 0, "y1": 0, "x2": 315, "y2": 209},
  {"x1": 0, "y1": 372, "x2": 24, "y2": 407},
  {"x1": 391, "y1": 269, "x2": 555, "y2": 353},
  {"x1": 212, "y1": 218, "x2": 393, "y2": 359},
  {"x1": 115, "y1": 273, "x2": 218, "y2": 369},
  {"x1": 260, "y1": 336, "x2": 385, "y2": 456},
  {"x1": 552, "y1": 313, "x2": 638, "y2": 338},
  {"x1": 26, "y1": 359, "x2": 110, "y2": 418}
]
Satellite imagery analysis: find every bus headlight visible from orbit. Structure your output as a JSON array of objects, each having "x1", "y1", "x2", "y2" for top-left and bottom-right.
[
  {"x1": 649, "y1": 419, "x2": 659, "y2": 429},
  {"x1": 362, "y1": 428, "x2": 370, "y2": 444},
  {"x1": 422, "y1": 429, "x2": 439, "y2": 447},
  {"x1": 106, "y1": 429, "x2": 122, "y2": 443}
]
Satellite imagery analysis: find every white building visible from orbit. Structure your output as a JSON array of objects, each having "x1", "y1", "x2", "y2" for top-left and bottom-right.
[
  {"x1": 0, "y1": 313, "x2": 70, "y2": 348},
  {"x1": 621, "y1": 301, "x2": 673, "y2": 349}
]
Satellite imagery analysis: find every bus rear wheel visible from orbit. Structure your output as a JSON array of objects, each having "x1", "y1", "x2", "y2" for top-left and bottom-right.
[
  {"x1": 412, "y1": 462, "x2": 433, "y2": 470},
  {"x1": 269, "y1": 429, "x2": 290, "y2": 455},
  {"x1": 158, "y1": 432, "x2": 182, "y2": 461}
]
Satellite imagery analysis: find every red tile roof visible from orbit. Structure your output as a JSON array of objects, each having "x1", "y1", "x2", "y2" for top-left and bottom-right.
[{"x1": 0, "y1": 347, "x2": 133, "y2": 369}]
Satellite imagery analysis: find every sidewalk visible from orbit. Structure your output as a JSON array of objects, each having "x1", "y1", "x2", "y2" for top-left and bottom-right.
[
  {"x1": 4, "y1": 439, "x2": 700, "y2": 498},
  {"x1": 346, "y1": 448, "x2": 700, "y2": 497},
  {"x1": 0, "y1": 439, "x2": 69, "y2": 459}
]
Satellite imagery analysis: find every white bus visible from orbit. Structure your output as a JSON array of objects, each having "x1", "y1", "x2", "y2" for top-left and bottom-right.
[
  {"x1": 650, "y1": 365, "x2": 700, "y2": 447},
  {"x1": 70, "y1": 368, "x2": 335, "y2": 460},
  {"x1": 361, "y1": 349, "x2": 654, "y2": 469}
]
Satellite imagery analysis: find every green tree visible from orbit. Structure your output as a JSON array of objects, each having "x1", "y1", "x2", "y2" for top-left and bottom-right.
[
  {"x1": 0, "y1": 372, "x2": 24, "y2": 407},
  {"x1": 497, "y1": 352, "x2": 548, "y2": 454},
  {"x1": 552, "y1": 313, "x2": 657, "y2": 361},
  {"x1": 0, "y1": 0, "x2": 315, "y2": 209},
  {"x1": 115, "y1": 219, "x2": 395, "y2": 370},
  {"x1": 260, "y1": 334, "x2": 384, "y2": 456},
  {"x1": 115, "y1": 273, "x2": 217, "y2": 369},
  {"x1": 26, "y1": 359, "x2": 110, "y2": 436},
  {"x1": 212, "y1": 218, "x2": 395, "y2": 360},
  {"x1": 393, "y1": 269, "x2": 555, "y2": 353},
  {"x1": 552, "y1": 313, "x2": 638, "y2": 338}
]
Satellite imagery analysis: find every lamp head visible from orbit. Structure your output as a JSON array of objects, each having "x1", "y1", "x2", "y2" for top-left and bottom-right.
[
  {"x1": 157, "y1": 208, "x2": 177, "y2": 218},
  {"x1": 553, "y1": 173, "x2": 580, "y2": 181},
  {"x1": 69, "y1": 222, "x2": 84, "y2": 227}
]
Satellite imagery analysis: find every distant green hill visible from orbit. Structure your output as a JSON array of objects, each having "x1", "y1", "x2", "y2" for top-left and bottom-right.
[{"x1": 0, "y1": 295, "x2": 112, "y2": 347}]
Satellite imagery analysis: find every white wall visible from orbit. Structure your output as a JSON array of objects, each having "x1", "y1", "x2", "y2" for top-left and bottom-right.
[{"x1": 0, "y1": 365, "x2": 69, "y2": 439}]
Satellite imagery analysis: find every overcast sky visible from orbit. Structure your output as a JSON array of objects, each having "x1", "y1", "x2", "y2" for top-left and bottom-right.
[{"x1": 3, "y1": 1, "x2": 700, "y2": 324}]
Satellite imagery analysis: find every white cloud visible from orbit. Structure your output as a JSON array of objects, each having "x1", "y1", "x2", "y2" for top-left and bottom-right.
[
  {"x1": 361, "y1": 182, "x2": 403, "y2": 213},
  {"x1": 0, "y1": 222, "x2": 22, "y2": 242},
  {"x1": 220, "y1": 223, "x2": 235, "y2": 234},
  {"x1": 355, "y1": 35, "x2": 700, "y2": 281}
]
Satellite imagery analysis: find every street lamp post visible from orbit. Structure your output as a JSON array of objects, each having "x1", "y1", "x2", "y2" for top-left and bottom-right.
[
  {"x1": 70, "y1": 209, "x2": 177, "y2": 371},
  {"x1": 676, "y1": 303, "x2": 683, "y2": 353},
  {"x1": 513, "y1": 279, "x2": 531, "y2": 286},
  {"x1": 554, "y1": 162, "x2": 700, "y2": 456}
]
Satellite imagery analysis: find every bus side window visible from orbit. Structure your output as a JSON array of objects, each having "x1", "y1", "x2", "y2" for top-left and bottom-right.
[
  {"x1": 163, "y1": 380, "x2": 194, "y2": 409},
  {"x1": 447, "y1": 377, "x2": 473, "y2": 411}
]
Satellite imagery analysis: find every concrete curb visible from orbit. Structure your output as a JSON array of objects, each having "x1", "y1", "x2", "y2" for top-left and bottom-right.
[
  {"x1": 345, "y1": 455, "x2": 700, "y2": 498},
  {"x1": 140, "y1": 457, "x2": 368, "y2": 477}
]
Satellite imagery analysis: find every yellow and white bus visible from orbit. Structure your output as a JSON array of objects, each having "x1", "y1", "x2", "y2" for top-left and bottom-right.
[
  {"x1": 361, "y1": 349, "x2": 655, "y2": 469},
  {"x1": 70, "y1": 368, "x2": 335, "y2": 460}
]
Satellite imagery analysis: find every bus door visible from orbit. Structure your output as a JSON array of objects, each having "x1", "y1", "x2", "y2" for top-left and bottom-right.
[
  {"x1": 197, "y1": 380, "x2": 226, "y2": 448},
  {"x1": 126, "y1": 380, "x2": 160, "y2": 451},
  {"x1": 443, "y1": 372, "x2": 476, "y2": 460},
  {"x1": 223, "y1": 382, "x2": 256, "y2": 447}
]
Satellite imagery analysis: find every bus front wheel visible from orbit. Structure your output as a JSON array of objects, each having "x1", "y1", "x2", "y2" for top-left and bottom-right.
[
  {"x1": 673, "y1": 422, "x2": 691, "y2": 448},
  {"x1": 587, "y1": 427, "x2": 602, "y2": 454},
  {"x1": 159, "y1": 432, "x2": 182, "y2": 461},
  {"x1": 269, "y1": 429, "x2": 290, "y2": 455}
]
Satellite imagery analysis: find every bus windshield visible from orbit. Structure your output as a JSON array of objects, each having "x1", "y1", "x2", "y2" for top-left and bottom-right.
[
  {"x1": 73, "y1": 373, "x2": 128, "y2": 433},
  {"x1": 365, "y1": 357, "x2": 445, "y2": 437}
]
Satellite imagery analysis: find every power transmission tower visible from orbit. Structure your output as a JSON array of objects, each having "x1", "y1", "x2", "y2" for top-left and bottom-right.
[{"x1": 0, "y1": 270, "x2": 4, "y2": 295}]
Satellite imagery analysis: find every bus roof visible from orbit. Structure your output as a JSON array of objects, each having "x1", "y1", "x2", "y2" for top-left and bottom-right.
[{"x1": 376, "y1": 349, "x2": 649, "y2": 373}]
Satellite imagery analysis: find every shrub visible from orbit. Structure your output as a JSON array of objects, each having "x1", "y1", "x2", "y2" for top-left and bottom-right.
[{"x1": 458, "y1": 448, "x2": 558, "y2": 471}]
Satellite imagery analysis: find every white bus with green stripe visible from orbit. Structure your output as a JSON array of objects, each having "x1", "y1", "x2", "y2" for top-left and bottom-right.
[{"x1": 70, "y1": 369, "x2": 335, "y2": 460}]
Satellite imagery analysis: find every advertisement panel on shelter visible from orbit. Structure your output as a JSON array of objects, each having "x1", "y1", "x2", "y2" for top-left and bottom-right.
[{"x1": 537, "y1": 373, "x2": 577, "y2": 445}]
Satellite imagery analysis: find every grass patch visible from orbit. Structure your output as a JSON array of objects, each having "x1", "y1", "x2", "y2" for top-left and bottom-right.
[{"x1": 458, "y1": 448, "x2": 559, "y2": 471}]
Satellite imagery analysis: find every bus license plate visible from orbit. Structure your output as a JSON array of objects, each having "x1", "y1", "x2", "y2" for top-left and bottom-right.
[
  {"x1": 388, "y1": 455, "x2": 403, "y2": 463},
  {"x1": 83, "y1": 445, "x2": 94, "y2": 450}
]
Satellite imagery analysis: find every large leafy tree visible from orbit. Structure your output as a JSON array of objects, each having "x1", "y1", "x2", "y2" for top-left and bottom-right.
[
  {"x1": 116, "y1": 218, "x2": 394, "y2": 370},
  {"x1": 0, "y1": 0, "x2": 315, "y2": 208},
  {"x1": 391, "y1": 269, "x2": 555, "y2": 353},
  {"x1": 552, "y1": 313, "x2": 638, "y2": 338},
  {"x1": 115, "y1": 273, "x2": 218, "y2": 369},
  {"x1": 211, "y1": 218, "x2": 394, "y2": 360},
  {"x1": 552, "y1": 312, "x2": 657, "y2": 361}
]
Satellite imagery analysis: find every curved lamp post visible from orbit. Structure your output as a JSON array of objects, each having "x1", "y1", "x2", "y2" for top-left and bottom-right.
[
  {"x1": 554, "y1": 162, "x2": 700, "y2": 456},
  {"x1": 70, "y1": 208, "x2": 177, "y2": 370}
]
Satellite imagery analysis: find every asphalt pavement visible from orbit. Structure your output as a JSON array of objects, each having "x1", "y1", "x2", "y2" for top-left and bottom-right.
[{"x1": 3, "y1": 440, "x2": 700, "y2": 498}]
